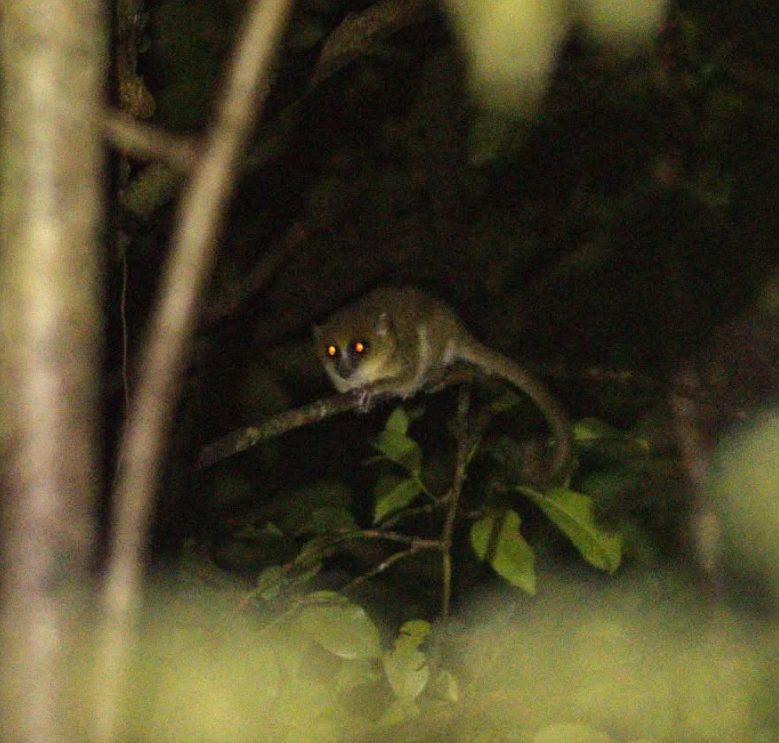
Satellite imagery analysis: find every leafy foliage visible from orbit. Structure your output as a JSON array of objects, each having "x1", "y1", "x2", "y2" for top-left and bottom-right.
[
  {"x1": 470, "y1": 508, "x2": 536, "y2": 592},
  {"x1": 233, "y1": 404, "x2": 627, "y2": 612},
  {"x1": 156, "y1": 549, "x2": 767, "y2": 743},
  {"x1": 370, "y1": 407, "x2": 430, "y2": 522},
  {"x1": 297, "y1": 593, "x2": 383, "y2": 659},
  {"x1": 519, "y1": 488, "x2": 623, "y2": 574},
  {"x1": 368, "y1": 406, "x2": 624, "y2": 593}
]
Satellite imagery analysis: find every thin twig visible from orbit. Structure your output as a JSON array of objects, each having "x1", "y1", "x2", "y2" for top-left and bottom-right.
[
  {"x1": 310, "y1": 0, "x2": 433, "y2": 88},
  {"x1": 119, "y1": 250, "x2": 130, "y2": 418},
  {"x1": 244, "y1": 528, "x2": 439, "y2": 606},
  {"x1": 342, "y1": 547, "x2": 434, "y2": 594},
  {"x1": 96, "y1": 0, "x2": 295, "y2": 739},
  {"x1": 379, "y1": 501, "x2": 441, "y2": 529},
  {"x1": 440, "y1": 385, "x2": 473, "y2": 617},
  {"x1": 196, "y1": 364, "x2": 477, "y2": 470},
  {"x1": 196, "y1": 389, "x2": 383, "y2": 470},
  {"x1": 103, "y1": 109, "x2": 198, "y2": 172}
]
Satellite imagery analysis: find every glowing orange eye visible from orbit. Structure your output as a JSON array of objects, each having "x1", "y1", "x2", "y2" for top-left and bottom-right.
[
  {"x1": 326, "y1": 345, "x2": 337, "y2": 358},
  {"x1": 354, "y1": 341, "x2": 366, "y2": 354}
]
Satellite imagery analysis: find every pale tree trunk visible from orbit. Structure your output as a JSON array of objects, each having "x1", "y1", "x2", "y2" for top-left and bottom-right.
[
  {"x1": 0, "y1": 1, "x2": 107, "y2": 742},
  {"x1": 0, "y1": 0, "x2": 294, "y2": 737}
]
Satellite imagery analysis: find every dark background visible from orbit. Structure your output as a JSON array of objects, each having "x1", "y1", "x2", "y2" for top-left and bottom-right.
[{"x1": 110, "y1": 0, "x2": 779, "y2": 604}]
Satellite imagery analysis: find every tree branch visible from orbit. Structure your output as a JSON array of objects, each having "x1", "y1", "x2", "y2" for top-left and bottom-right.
[{"x1": 96, "y1": 0, "x2": 295, "y2": 738}]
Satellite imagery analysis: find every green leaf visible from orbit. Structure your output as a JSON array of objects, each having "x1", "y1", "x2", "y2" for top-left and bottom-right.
[
  {"x1": 378, "y1": 699, "x2": 420, "y2": 727},
  {"x1": 574, "y1": 417, "x2": 624, "y2": 441},
  {"x1": 293, "y1": 562, "x2": 322, "y2": 586},
  {"x1": 373, "y1": 475, "x2": 423, "y2": 523},
  {"x1": 520, "y1": 487, "x2": 623, "y2": 573},
  {"x1": 301, "y1": 505, "x2": 356, "y2": 534},
  {"x1": 430, "y1": 668, "x2": 460, "y2": 703},
  {"x1": 382, "y1": 620, "x2": 433, "y2": 702},
  {"x1": 574, "y1": 417, "x2": 649, "y2": 460},
  {"x1": 255, "y1": 565, "x2": 284, "y2": 599},
  {"x1": 470, "y1": 509, "x2": 536, "y2": 593},
  {"x1": 398, "y1": 620, "x2": 431, "y2": 644},
  {"x1": 385, "y1": 407, "x2": 411, "y2": 435},
  {"x1": 373, "y1": 430, "x2": 422, "y2": 475},
  {"x1": 371, "y1": 409, "x2": 423, "y2": 475},
  {"x1": 297, "y1": 601, "x2": 382, "y2": 660},
  {"x1": 296, "y1": 535, "x2": 336, "y2": 569},
  {"x1": 276, "y1": 481, "x2": 353, "y2": 534},
  {"x1": 383, "y1": 640, "x2": 429, "y2": 702}
]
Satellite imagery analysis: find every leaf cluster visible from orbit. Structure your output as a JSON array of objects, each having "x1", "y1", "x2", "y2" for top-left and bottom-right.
[{"x1": 207, "y1": 398, "x2": 646, "y2": 623}]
